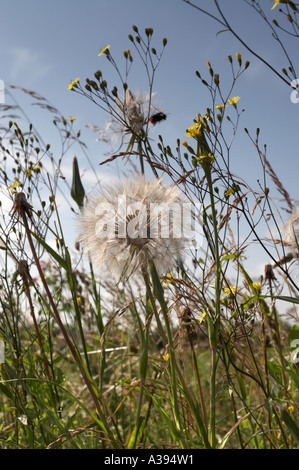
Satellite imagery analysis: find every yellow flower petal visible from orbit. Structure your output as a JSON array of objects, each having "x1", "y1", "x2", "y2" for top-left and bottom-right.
[
  {"x1": 197, "y1": 153, "x2": 216, "y2": 164},
  {"x1": 163, "y1": 273, "x2": 174, "y2": 286},
  {"x1": 198, "y1": 311, "x2": 206, "y2": 324},
  {"x1": 98, "y1": 45, "x2": 111, "y2": 57},
  {"x1": 224, "y1": 188, "x2": 235, "y2": 198},
  {"x1": 252, "y1": 282, "x2": 261, "y2": 291},
  {"x1": 68, "y1": 78, "x2": 79, "y2": 90},
  {"x1": 228, "y1": 96, "x2": 240, "y2": 106},
  {"x1": 8, "y1": 177, "x2": 22, "y2": 191},
  {"x1": 223, "y1": 286, "x2": 237, "y2": 296},
  {"x1": 185, "y1": 122, "x2": 202, "y2": 138},
  {"x1": 271, "y1": 0, "x2": 280, "y2": 10}
]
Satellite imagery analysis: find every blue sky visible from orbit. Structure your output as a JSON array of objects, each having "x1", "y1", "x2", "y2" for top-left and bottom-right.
[
  {"x1": 1, "y1": 0, "x2": 298, "y2": 277},
  {"x1": 1, "y1": 1, "x2": 297, "y2": 181}
]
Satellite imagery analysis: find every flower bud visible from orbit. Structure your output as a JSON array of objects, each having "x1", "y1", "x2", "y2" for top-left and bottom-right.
[{"x1": 71, "y1": 156, "x2": 85, "y2": 209}]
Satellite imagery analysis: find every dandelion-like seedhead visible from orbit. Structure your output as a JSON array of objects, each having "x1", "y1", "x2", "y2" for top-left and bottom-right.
[
  {"x1": 283, "y1": 206, "x2": 299, "y2": 252},
  {"x1": 77, "y1": 176, "x2": 198, "y2": 280},
  {"x1": 123, "y1": 89, "x2": 148, "y2": 135},
  {"x1": 88, "y1": 89, "x2": 160, "y2": 146}
]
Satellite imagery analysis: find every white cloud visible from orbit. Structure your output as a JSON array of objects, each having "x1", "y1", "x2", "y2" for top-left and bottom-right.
[{"x1": 8, "y1": 47, "x2": 54, "y2": 84}]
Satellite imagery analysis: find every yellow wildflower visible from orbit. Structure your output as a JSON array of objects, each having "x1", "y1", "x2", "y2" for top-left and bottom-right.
[
  {"x1": 163, "y1": 353, "x2": 169, "y2": 361},
  {"x1": 67, "y1": 116, "x2": 78, "y2": 122},
  {"x1": 163, "y1": 273, "x2": 174, "y2": 286},
  {"x1": 271, "y1": 0, "x2": 280, "y2": 10},
  {"x1": 198, "y1": 311, "x2": 207, "y2": 324},
  {"x1": 181, "y1": 140, "x2": 195, "y2": 154},
  {"x1": 67, "y1": 78, "x2": 79, "y2": 91},
  {"x1": 98, "y1": 45, "x2": 111, "y2": 57},
  {"x1": 224, "y1": 188, "x2": 235, "y2": 198},
  {"x1": 8, "y1": 177, "x2": 22, "y2": 192},
  {"x1": 236, "y1": 52, "x2": 242, "y2": 65},
  {"x1": 215, "y1": 104, "x2": 227, "y2": 110},
  {"x1": 288, "y1": 405, "x2": 294, "y2": 414},
  {"x1": 185, "y1": 122, "x2": 202, "y2": 138},
  {"x1": 223, "y1": 286, "x2": 237, "y2": 297},
  {"x1": 24, "y1": 169, "x2": 32, "y2": 177},
  {"x1": 197, "y1": 153, "x2": 215, "y2": 164},
  {"x1": 228, "y1": 96, "x2": 240, "y2": 107},
  {"x1": 252, "y1": 282, "x2": 261, "y2": 292}
]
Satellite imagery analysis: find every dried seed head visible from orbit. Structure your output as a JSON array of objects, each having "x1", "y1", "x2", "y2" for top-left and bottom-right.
[
  {"x1": 10, "y1": 192, "x2": 33, "y2": 219},
  {"x1": 264, "y1": 264, "x2": 276, "y2": 281},
  {"x1": 180, "y1": 307, "x2": 193, "y2": 324},
  {"x1": 18, "y1": 259, "x2": 30, "y2": 279}
]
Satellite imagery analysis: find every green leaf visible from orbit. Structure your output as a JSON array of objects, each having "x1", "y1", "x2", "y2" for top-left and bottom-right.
[
  {"x1": 237, "y1": 375, "x2": 247, "y2": 401},
  {"x1": 281, "y1": 409, "x2": 299, "y2": 446},
  {"x1": 149, "y1": 260, "x2": 168, "y2": 314},
  {"x1": 264, "y1": 397, "x2": 273, "y2": 417},
  {"x1": 216, "y1": 28, "x2": 229, "y2": 37},
  {"x1": 220, "y1": 254, "x2": 237, "y2": 262},
  {"x1": 30, "y1": 231, "x2": 68, "y2": 271},
  {"x1": 127, "y1": 416, "x2": 144, "y2": 449},
  {"x1": 275, "y1": 296, "x2": 299, "y2": 305},
  {"x1": 289, "y1": 325, "x2": 299, "y2": 343}
]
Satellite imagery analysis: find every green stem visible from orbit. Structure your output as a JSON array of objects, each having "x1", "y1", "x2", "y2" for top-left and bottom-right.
[
  {"x1": 138, "y1": 140, "x2": 144, "y2": 175},
  {"x1": 129, "y1": 270, "x2": 153, "y2": 448},
  {"x1": 20, "y1": 207, "x2": 119, "y2": 447},
  {"x1": 146, "y1": 262, "x2": 181, "y2": 432},
  {"x1": 149, "y1": 259, "x2": 211, "y2": 447},
  {"x1": 204, "y1": 164, "x2": 221, "y2": 448}
]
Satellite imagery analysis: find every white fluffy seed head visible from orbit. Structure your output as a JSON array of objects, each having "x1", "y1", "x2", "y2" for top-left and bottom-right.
[
  {"x1": 90, "y1": 89, "x2": 160, "y2": 145},
  {"x1": 283, "y1": 206, "x2": 299, "y2": 252},
  {"x1": 77, "y1": 176, "x2": 190, "y2": 281}
]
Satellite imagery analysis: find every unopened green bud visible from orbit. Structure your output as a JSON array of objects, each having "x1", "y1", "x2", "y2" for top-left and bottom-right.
[
  {"x1": 94, "y1": 70, "x2": 102, "y2": 81},
  {"x1": 145, "y1": 27, "x2": 153, "y2": 36},
  {"x1": 71, "y1": 156, "x2": 85, "y2": 209}
]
